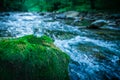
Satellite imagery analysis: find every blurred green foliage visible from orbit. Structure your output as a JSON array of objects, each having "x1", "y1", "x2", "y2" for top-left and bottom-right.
[{"x1": 0, "y1": 0, "x2": 120, "y2": 12}]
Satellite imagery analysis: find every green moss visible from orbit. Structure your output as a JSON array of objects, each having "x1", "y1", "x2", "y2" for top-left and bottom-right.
[{"x1": 0, "y1": 35, "x2": 70, "y2": 80}]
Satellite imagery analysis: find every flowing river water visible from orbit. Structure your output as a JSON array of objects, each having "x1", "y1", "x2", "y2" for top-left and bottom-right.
[{"x1": 0, "y1": 12, "x2": 120, "y2": 80}]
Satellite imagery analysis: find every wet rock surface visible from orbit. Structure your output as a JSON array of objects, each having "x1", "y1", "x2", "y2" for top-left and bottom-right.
[
  {"x1": 0, "y1": 12, "x2": 120, "y2": 80},
  {"x1": 87, "y1": 20, "x2": 108, "y2": 29}
]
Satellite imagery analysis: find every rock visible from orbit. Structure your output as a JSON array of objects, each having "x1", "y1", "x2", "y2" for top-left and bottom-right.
[
  {"x1": 116, "y1": 19, "x2": 120, "y2": 26},
  {"x1": 55, "y1": 11, "x2": 79, "y2": 20},
  {"x1": 33, "y1": 26, "x2": 44, "y2": 37},
  {"x1": 55, "y1": 13, "x2": 66, "y2": 19},
  {"x1": 108, "y1": 14, "x2": 120, "y2": 19},
  {"x1": 43, "y1": 12, "x2": 55, "y2": 18},
  {"x1": 71, "y1": 17, "x2": 83, "y2": 26},
  {"x1": 87, "y1": 20, "x2": 108, "y2": 29},
  {"x1": 0, "y1": 12, "x2": 10, "y2": 16},
  {"x1": 95, "y1": 13, "x2": 103, "y2": 16},
  {"x1": 39, "y1": 12, "x2": 45, "y2": 16},
  {"x1": 0, "y1": 35, "x2": 70, "y2": 80},
  {"x1": 64, "y1": 11, "x2": 79, "y2": 18},
  {"x1": 107, "y1": 19, "x2": 120, "y2": 27},
  {"x1": 0, "y1": 30, "x2": 12, "y2": 37},
  {"x1": 108, "y1": 21, "x2": 117, "y2": 26}
]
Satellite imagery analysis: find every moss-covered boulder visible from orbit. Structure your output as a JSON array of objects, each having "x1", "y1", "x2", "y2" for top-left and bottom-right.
[{"x1": 0, "y1": 35, "x2": 70, "y2": 80}]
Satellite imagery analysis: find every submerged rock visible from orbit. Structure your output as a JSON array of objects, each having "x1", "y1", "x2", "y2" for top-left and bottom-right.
[
  {"x1": 87, "y1": 20, "x2": 108, "y2": 29},
  {"x1": 0, "y1": 35, "x2": 70, "y2": 80}
]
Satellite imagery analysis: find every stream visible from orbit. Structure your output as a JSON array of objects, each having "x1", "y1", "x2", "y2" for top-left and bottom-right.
[{"x1": 0, "y1": 12, "x2": 120, "y2": 80}]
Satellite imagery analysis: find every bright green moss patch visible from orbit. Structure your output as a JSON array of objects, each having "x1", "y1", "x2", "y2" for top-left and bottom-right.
[{"x1": 0, "y1": 35, "x2": 70, "y2": 80}]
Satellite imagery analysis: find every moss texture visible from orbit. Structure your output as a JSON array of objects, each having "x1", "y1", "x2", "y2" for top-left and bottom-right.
[{"x1": 0, "y1": 35, "x2": 70, "y2": 80}]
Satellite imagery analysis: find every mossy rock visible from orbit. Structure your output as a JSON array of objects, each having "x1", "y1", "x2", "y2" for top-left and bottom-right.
[{"x1": 0, "y1": 35, "x2": 70, "y2": 80}]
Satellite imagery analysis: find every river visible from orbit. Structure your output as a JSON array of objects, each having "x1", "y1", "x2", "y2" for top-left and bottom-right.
[{"x1": 0, "y1": 12, "x2": 120, "y2": 80}]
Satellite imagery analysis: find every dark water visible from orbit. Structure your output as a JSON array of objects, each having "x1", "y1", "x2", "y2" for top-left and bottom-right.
[{"x1": 0, "y1": 12, "x2": 120, "y2": 80}]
